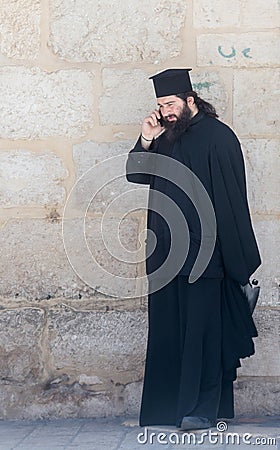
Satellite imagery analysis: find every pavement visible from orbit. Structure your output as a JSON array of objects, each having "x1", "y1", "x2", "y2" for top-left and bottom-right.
[{"x1": 0, "y1": 416, "x2": 279, "y2": 450}]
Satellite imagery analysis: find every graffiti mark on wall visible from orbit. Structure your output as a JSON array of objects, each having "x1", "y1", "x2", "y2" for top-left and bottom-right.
[
  {"x1": 218, "y1": 46, "x2": 252, "y2": 59},
  {"x1": 218, "y1": 46, "x2": 236, "y2": 58},
  {"x1": 193, "y1": 81, "x2": 213, "y2": 92},
  {"x1": 242, "y1": 48, "x2": 253, "y2": 59}
]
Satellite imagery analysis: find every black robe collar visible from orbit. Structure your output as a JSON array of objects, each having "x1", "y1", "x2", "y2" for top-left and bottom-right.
[{"x1": 189, "y1": 110, "x2": 205, "y2": 126}]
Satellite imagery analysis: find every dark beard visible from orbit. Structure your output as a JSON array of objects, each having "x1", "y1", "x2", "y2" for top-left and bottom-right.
[{"x1": 162, "y1": 103, "x2": 192, "y2": 142}]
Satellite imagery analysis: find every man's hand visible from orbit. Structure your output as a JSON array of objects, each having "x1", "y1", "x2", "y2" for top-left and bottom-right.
[{"x1": 141, "y1": 110, "x2": 164, "y2": 150}]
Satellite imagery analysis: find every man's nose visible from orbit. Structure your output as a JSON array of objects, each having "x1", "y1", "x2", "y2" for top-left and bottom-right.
[{"x1": 163, "y1": 106, "x2": 172, "y2": 116}]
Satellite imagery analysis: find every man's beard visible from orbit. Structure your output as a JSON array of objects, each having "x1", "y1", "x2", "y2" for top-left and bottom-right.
[{"x1": 162, "y1": 103, "x2": 192, "y2": 142}]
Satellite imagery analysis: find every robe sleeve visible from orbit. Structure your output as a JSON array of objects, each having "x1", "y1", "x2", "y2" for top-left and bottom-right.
[
  {"x1": 209, "y1": 127, "x2": 261, "y2": 285},
  {"x1": 126, "y1": 136, "x2": 156, "y2": 185}
]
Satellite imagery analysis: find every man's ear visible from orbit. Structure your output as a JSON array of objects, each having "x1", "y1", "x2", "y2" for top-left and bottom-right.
[{"x1": 186, "y1": 96, "x2": 195, "y2": 107}]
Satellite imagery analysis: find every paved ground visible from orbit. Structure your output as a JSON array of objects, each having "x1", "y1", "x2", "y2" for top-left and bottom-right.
[{"x1": 0, "y1": 416, "x2": 279, "y2": 450}]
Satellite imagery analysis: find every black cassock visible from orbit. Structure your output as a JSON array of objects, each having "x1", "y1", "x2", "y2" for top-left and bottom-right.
[{"x1": 126, "y1": 111, "x2": 261, "y2": 426}]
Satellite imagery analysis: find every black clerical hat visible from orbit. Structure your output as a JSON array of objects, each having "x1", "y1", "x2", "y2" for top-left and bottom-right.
[{"x1": 149, "y1": 68, "x2": 193, "y2": 97}]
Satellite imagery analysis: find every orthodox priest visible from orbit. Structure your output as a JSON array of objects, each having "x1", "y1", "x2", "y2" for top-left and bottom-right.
[{"x1": 126, "y1": 69, "x2": 261, "y2": 430}]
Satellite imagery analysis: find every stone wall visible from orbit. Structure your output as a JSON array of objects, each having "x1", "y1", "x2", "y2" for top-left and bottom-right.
[{"x1": 0, "y1": 0, "x2": 279, "y2": 419}]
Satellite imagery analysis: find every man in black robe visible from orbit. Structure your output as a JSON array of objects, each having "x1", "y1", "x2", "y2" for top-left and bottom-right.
[{"x1": 126, "y1": 69, "x2": 261, "y2": 430}]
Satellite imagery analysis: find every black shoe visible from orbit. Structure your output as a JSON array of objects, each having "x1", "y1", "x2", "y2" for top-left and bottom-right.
[{"x1": 179, "y1": 416, "x2": 216, "y2": 430}]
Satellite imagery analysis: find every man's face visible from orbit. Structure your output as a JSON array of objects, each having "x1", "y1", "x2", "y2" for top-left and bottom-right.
[
  {"x1": 157, "y1": 95, "x2": 186, "y2": 122},
  {"x1": 157, "y1": 95, "x2": 193, "y2": 142}
]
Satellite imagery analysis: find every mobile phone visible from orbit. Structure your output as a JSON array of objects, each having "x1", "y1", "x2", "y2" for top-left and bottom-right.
[{"x1": 158, "y1": 111, "x2": 164, "y2": 126}]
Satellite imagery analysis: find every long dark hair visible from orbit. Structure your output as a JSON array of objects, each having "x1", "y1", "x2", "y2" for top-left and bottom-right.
[{"x1": 176, "y1": 91, "x2": 218, "y2": 118}]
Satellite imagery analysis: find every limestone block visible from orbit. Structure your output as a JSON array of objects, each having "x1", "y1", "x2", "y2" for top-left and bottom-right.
[
  {"x1": 72, "y1": 139, "x2": 149, "y2": 216},
  {"x1": 194, "y1": 0, "x2": 240, "y2": 28},
  {"x1": 0, "y1": 384, "x2": 36, "y2": 419},
  {"x1": 63, "y1": 216, "x2": 141, "y2": 298},
  {"x1": 0, "y1": 383, "x2": 114, "y2": 419},
  {"x1": 238, "y1": 308, "x2": 280, "y2": 377},
  {"x1": 31, "y1": 388, "x2": 114, "y2": 420},
  {"x1": 74, "y1": 140, "x2": 135, "y2": 177},
  {"x1": 191, "y1": 71, "x2": 228, "y2": 117},
  {"x1": 241, "y1": 139, "x2": 280, "y2": 215},
  {"x1": 0, "y1": 0, "x2": 40, "y2": 59},
  {"x1": 100, "y1": 69, "x2": 228, "y2": 124},
  {"x1": 0, "y1": 67, "x2": 94, "y2": 139},
  {"x1": 0, "y1": 217, "x2": 141, "y2": 300},
  {"x1": 235, "y1": 377, "x2": 280, "y2": 416},
  {"x1": 0, "y1": 308, "x2": 44, "y2": 383},
  {"x1": 0, "y1": 219, "x2": 84, "y2": 300},
  {"x1": 49, "y1": 0, "x2": 187, "y2": 63},
  {"x1": 241, "y1": 0, "x2": 280, "y2": 28},
  {"x1": 47, "y1": 307, "x2": 147, "y2": 380},
  {"x1": 252, "y1": 219, "x2": 280, "y2": 306},
  {"x1": 233, "y1": 70, "x2": 280, "y2": 136},
  {"x1": 123, "y1": 381, "x2": 142, "y2": 415},
  {"x1": 0, "y1": 150, "x2": 68, "y2": 207},
  {"x1": 194, "y1": 0, "x2": 280, "y2": 29},
  {"x1": 197, "y1": 32, "x2": 280, "y2": 67},
  {"x1": 100, "y1": 69, "x2": 155, "y2": 125}
]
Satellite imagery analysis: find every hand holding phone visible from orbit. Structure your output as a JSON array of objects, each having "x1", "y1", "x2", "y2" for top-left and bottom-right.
[{"x1": 141, "y1": 109, "x2": 164, "y2": 143}]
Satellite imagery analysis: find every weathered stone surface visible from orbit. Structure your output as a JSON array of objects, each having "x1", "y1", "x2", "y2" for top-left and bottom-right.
[
  {"x1": 100, "y1": 69, "x2": 155, "y2": 125},
  {"x1": 191, "y1": 71, "x2": 229, "y2": 117},
  {"x1": 197, "y1": 32, "x2": 280, "y2": 67},
  {"x1": 194, "y1": 0, "x2": 240, "y2": 28},
  {"x1": 0, "y1": 308, "x2": 45, "y2": 383},
  {"x1": 233, "y1": 70, "x2": 280, "y2": 136},
  {"x1": 0, "y1": 67, "x2": 94, "y2": 139},
  {"x1": 32, "y1": 387, "x2": 114, "y2": 420},
  {"x1": 0, "y1": 0, "x2": 40, "y2": 59},
  {"x1": 235, "y1": 377, "x2": 280, "y2": 416},
  {"x1": 0, "y1": 384, "x2": 36, "y2": 419},
  {"x1": 0, "y1": 372, "x2": 143, "y2": 419},
  {"x1": 0, "y1": 219, "x2": 84, "y2": 300},
  {"x1": 74, "y1": 140, "x2": 136, "y2": 176},
  {"x1": 241, "y1": 0, "x2": 280, "y2": 28},
  {"x1": 242, "y1": 139, "x2": 280, "y2": 215},
  {"x1": 0, "y1": 383, "x2": 114, "y2": 419},
  {"x1": 123, "y1": 381, "x2": 142, "y2": 415},
  {"x1": 194, "y1": 0, "x2": 280, "y2": 29},
  {"x1": 239, "y1": 308, "x2": 280, "y2": 376},
  {"x1": 0, "y1": 150, "x2": 68, "y2": 207},
  {"x1": 0, "y1": 217, "x2": 141, "y2": 300},
  {"x1": 72, "y1": 139, "x2": 149, "y2": 219},
  {"x1": 63, "y1": 216, "x2": 141, "y2": 298},
  {"x1": 47, "y1": 307, "x2": 147, "y2": 381},
  {"x1": 252, "y1": 219, "x2": 280, "y2": 306},
  {"x1": 100, "y1": 69, "x2": 229, "y2": 124},
  {"x1": 78, "y1": 374, "x2": 103, "y2": 385},
  {"x1": 49, "y1": 0, "x2": 187, "y2": 63}
]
